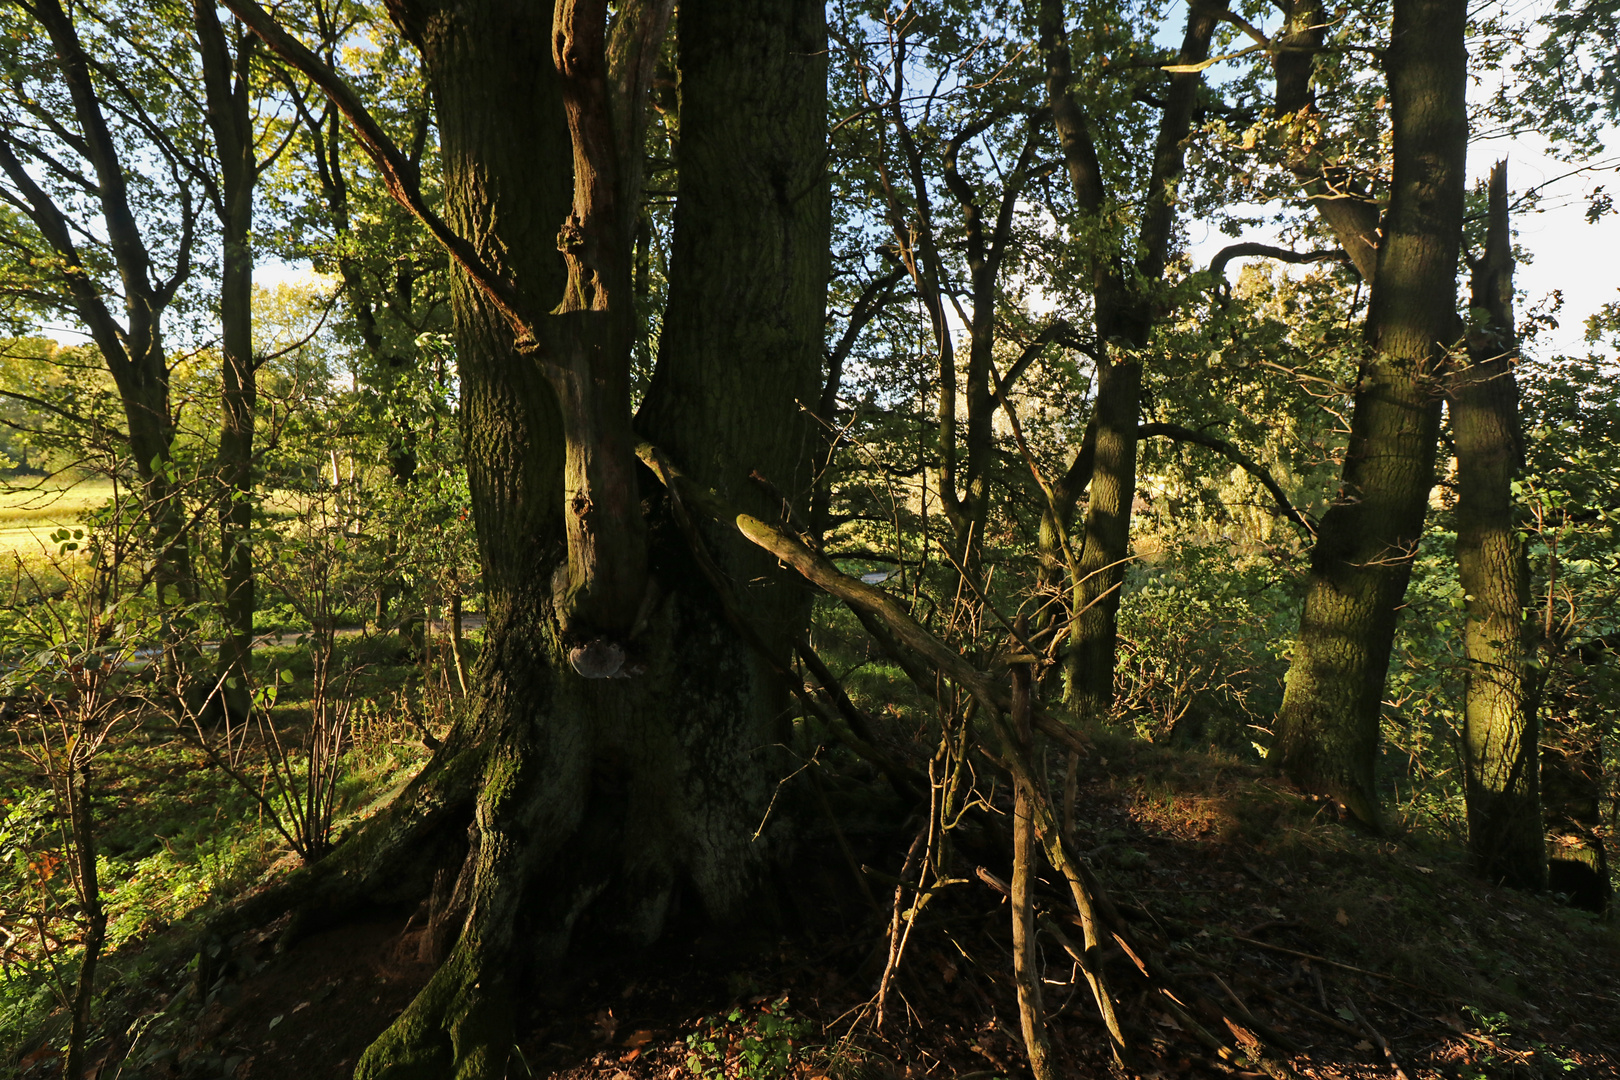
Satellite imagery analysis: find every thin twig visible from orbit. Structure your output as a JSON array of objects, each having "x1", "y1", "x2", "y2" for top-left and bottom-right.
[{"x1": 1345, "y1": 998, "x2": 1413, "y2": 1080}]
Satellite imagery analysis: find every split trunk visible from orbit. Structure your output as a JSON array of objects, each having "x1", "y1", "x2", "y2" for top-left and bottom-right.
[{"x1": 351, "y1": 2, "x2": 828, "y2": 1076}]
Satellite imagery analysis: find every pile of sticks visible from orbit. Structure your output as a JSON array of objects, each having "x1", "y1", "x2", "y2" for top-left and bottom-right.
[{"x1": 640, "y1": 442, "x2": 1304, "y2": 1079}]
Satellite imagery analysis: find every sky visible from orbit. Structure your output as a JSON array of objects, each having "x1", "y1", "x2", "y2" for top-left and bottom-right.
[
  {"x1": 1186, "y1": 136, "x2": 1620, "y2": 360},
  {"x1": 167, "y1": 4, "x2": 1620, "y2": 368}
]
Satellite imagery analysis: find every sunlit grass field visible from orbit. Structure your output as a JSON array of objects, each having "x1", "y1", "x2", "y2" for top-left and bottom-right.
[{"x1": 0, "y1": 476, "x2": 113, "y2": 567}]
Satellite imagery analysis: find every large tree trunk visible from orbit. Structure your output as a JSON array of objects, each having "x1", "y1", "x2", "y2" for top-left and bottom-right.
[
  {"x1": 353, "y1": 1, "x2": 827, "y2": 1076},
  {"x1": 1065, "y1": 357, "x2": 1143, "y2": 718},
  {"x1": 1271, "y1": 0, "x2": 1467, "y2": 827},
  {"x1": 1452, "y1": 162, "x2": 1543, "y2": 888}
]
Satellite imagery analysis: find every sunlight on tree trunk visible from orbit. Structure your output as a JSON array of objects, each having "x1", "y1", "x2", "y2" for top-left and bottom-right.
[
  {"x1": 1452, "y1": 162, "x2": 1544, "y2": 888},
  {"x1": 1272, "y1": 0, "x2": 1468, "y2": 827}
]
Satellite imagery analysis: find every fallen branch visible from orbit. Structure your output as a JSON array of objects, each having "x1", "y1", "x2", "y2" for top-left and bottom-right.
[
  {"x1": 637, "y1": 441, "x2": 1088, "y2": 754},
  {"x1": 1009, "y1": 654, "x2": 1055, "y2": 1080},
  {"x1": 1239, "y1": 972, "x2": 1366, "y2": 1039},
  {"x1": 1345, "y1": 998, "x2": 1412, "y2": 1080},
  {"x1": 638, "y1": 439, "x2": 1310, "y2": 1077},
  {"x1": 658, "y1": 466, "x2": 925, "y2": 802}
]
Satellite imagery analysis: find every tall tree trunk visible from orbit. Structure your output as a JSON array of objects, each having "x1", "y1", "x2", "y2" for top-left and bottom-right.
[
  {"x1": 637, "y1": 0, "x2": 828, "y2": 654},
  {"x1": 196, "y1": 2, "x2": 259, "y2": 717},
  {"x1": 63, "y1": 760, "x2": 105, "y2": 1080},
  {"x1": 346, "y1": 1, "x2": 827, "y2": 1075},
  {"x1": 1038, "y1": 0, "x2": 1217, "y2": 717},
  {"x1": 1066, "y1": 357, "x2": 1142, "y2": 718},
  {"x1": 1452, "y1": 162, "x2": 1543, "y2": 888},
  {"x1": 0, "y1": 0, "x2": 200, "y2": 607},
  {"x1": 125, "y1": 368, "x2": 197, "y2": 608},
  {"x1": 1271, "y1": 0, "x2": 1468, "y2": 827}
]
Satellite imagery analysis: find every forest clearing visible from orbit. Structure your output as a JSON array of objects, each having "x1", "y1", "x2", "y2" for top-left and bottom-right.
[{"x1": 0, "y1": 0, "x2": 1617, "y2": 1077}]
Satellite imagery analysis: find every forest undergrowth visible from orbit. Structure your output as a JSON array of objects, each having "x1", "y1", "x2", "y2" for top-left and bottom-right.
[{"x1": 1, "y1": 622, "x2": 1614, "y2": 1080}]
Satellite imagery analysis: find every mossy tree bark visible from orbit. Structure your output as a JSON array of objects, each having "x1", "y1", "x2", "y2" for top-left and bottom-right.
[
  {"x1": 1451, "y1": 162, "x2": 1543, "y2": 888},
  {"x1": 1270, "y1": 0, "x2": 1468, "y2": 826},
  {"x1": 279, "y1": 1, "x2": 831, "y2": 1077},
  {"x1": 1036, "y1": 0, "x2": 1218, "y2": 719}
]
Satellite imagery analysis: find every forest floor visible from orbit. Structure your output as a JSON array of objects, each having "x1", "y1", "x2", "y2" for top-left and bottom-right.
[{"x1": 12, "y1": 716, "x2": 1616, "y2": 1080}]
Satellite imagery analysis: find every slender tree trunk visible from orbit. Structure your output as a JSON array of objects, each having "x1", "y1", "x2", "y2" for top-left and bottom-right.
[
  {"x1": 938, "y1": 122, "x2": 1039, "y2": 580},
  {"x1": 64, "y1": 760, "x2": 104, "y2": 1080},
  {"x1": 3, "y1": 0, "x2": 200, "y2": 608},
  {"x1": 196, "y1": 3, "x2": 259, "y2": 717},
  {"x1": 1038, "y1": 0, "x2": 1217, "y2": 715},
  {"x1": 1452, "y1": 162, "x2": 1543, "y2": 888},
  {"x1": 1271, "y1": 0, "x2": 1468, "y2": 826},
  {"x1": 124, "y1": 376, "x2": 197, "y2": 608},
  {"x1": 447, "y1": 588, "x2": 469, "y2": 695}
]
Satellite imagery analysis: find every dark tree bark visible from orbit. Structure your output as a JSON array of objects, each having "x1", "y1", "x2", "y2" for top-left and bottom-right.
[
  {"x1": 636, "y1": 0, "x2": 828, "y2": 659},
  {"x1": 232, "y1": 0, "x2": 827, "y2": 1075},
  {"x1": 1036, "y1": 0, "x2": 1218, "y2": 719},
  {"x1": 1451, "y1": 162, "x2": 1543, "y2": 888},
  {"x1": 1271, "y1": 0, "x2": 1468, "y2": 826}
]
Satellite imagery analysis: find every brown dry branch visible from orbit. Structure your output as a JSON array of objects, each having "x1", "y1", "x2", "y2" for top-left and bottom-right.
[
  {"x1": 657, "y1": 463, "x2": 924, "y2": 801},
  {"x1": 875, "y1": 829, "x2": 927, "y2": 1030},
  {"x1": 1231, "y1": 936, "x2": 1430, "y2": 991},
  {"x1": 1344, "y1": 997, "x2": 1413, "y2": 1080},
  {"x1": 639, "y1": 440, "x2": 1310, "y2": 1079},
  {"x1": 1009, "y1": 648, "x2": 1055, "y2": 1080}
]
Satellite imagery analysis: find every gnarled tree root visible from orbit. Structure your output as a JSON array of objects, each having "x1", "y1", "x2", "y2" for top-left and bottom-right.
[{"x1": 355, "y1": 896, "x2": 518, "y2": 1080}]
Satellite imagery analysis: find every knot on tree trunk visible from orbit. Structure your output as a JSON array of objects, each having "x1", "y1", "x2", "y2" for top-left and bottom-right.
[{"x1": 568, "y1": 637, "x2": 631, "y2": 678}]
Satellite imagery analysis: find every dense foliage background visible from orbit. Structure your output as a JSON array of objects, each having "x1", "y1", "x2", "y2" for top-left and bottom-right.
[{"x1": 0, "y1": 0, "x2": 1616, "y2": 1075}]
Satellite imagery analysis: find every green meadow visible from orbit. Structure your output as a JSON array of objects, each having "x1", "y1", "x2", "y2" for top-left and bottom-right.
[{"x1": 0, "y1": 476, "x2": 114, "y2": 561}]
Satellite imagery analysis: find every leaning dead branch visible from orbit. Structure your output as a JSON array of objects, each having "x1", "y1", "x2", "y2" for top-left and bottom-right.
[
  {"x1": 1008, "y1": 646, "x2": 1055, "y2": 1080},
  {"x1": 638, "y1": 440, "x2": 1304, "y2": 1078}
]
